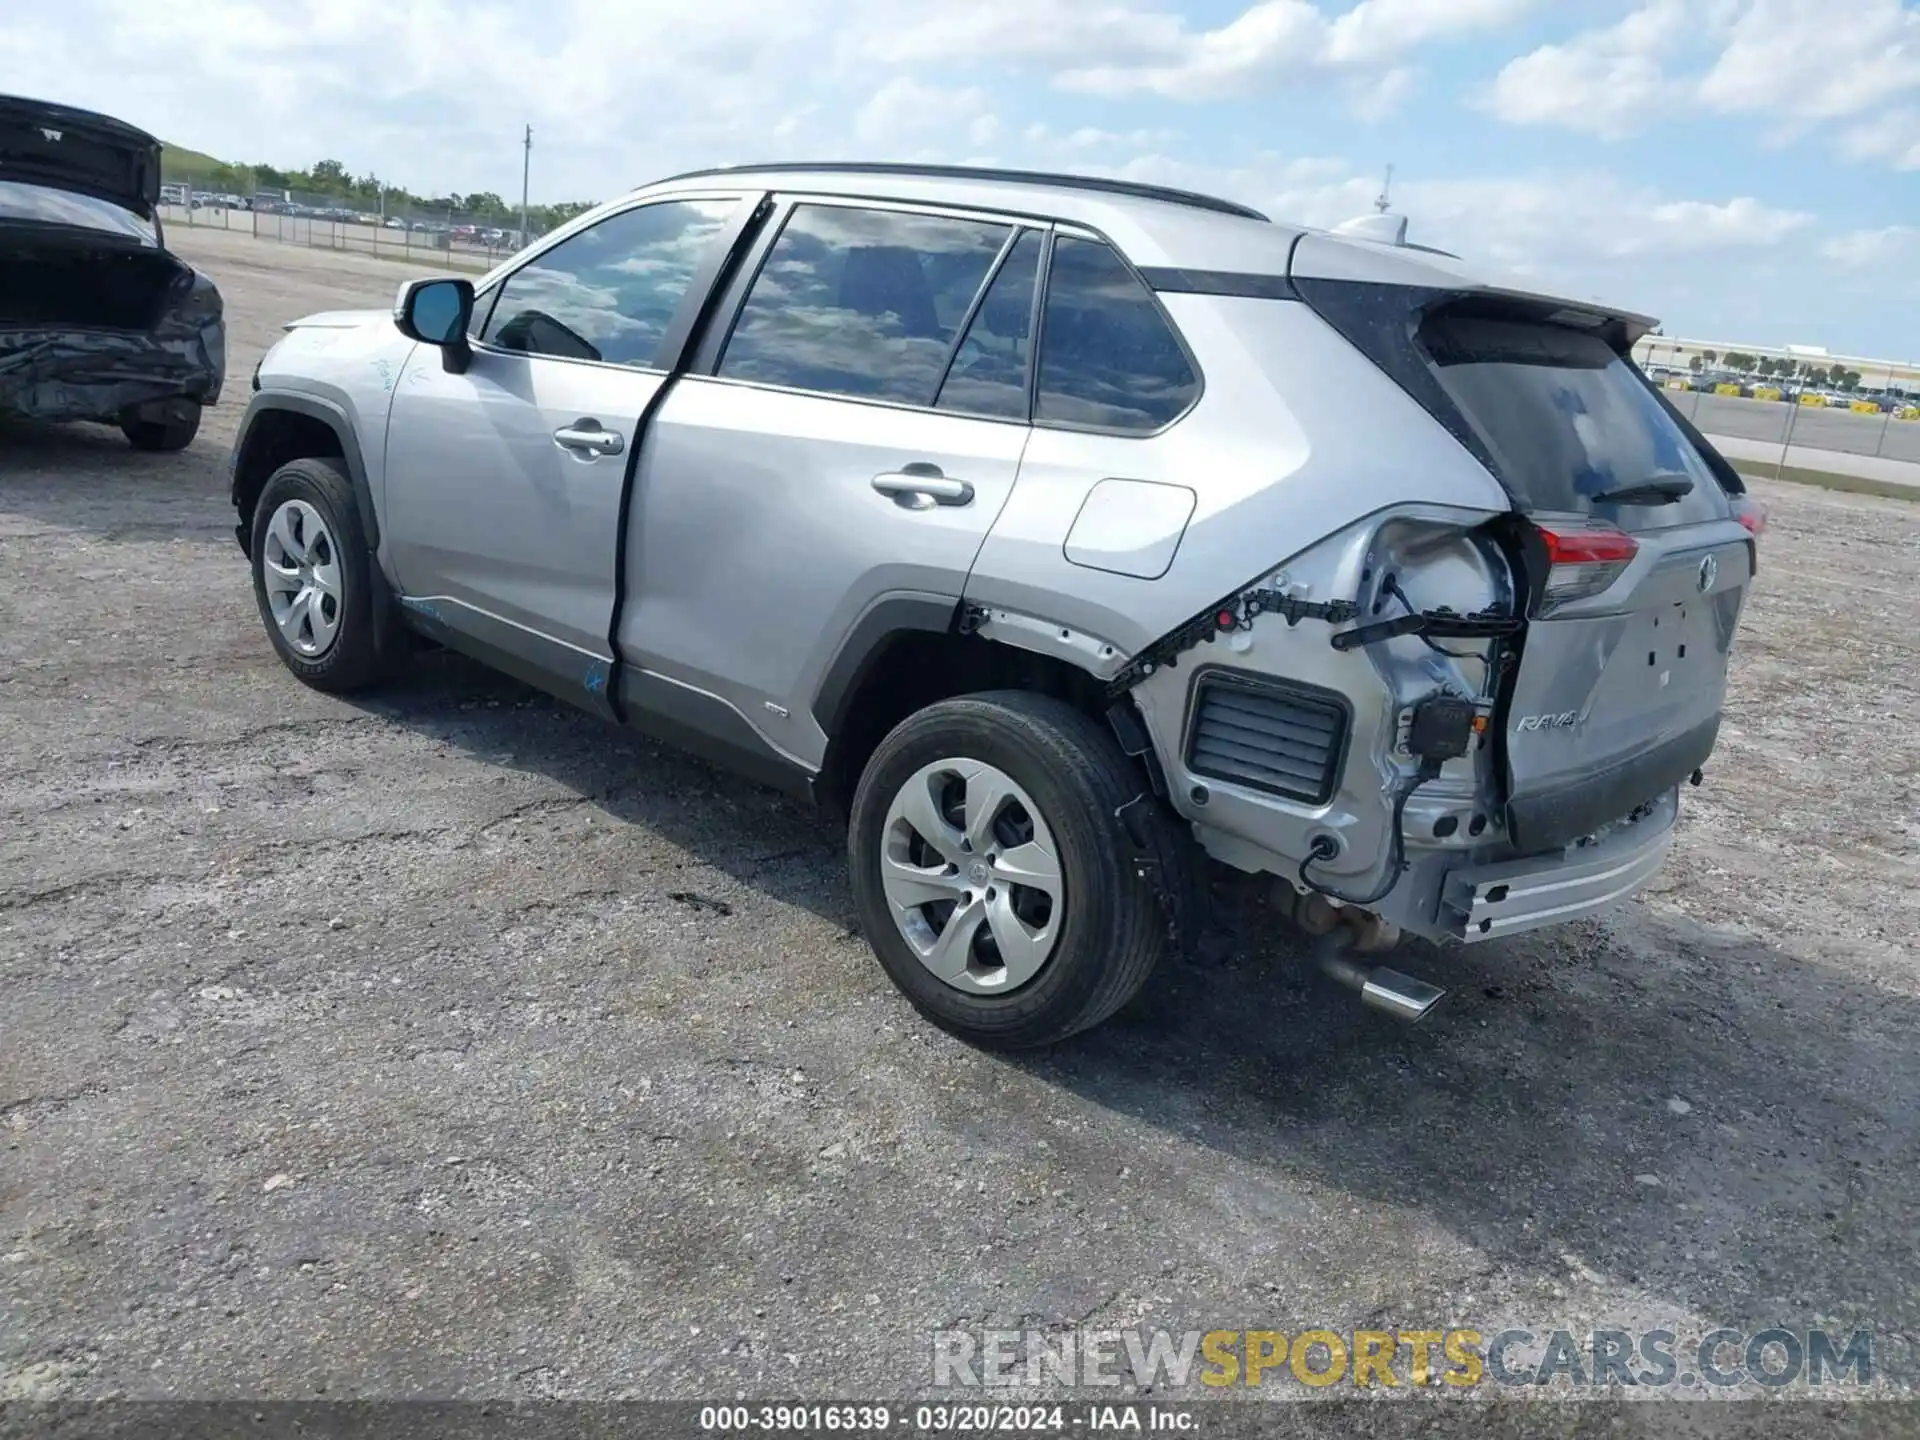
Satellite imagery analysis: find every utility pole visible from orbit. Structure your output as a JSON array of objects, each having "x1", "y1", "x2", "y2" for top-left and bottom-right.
[{"x1": 519, "y1": 124, "x2": 532, "y2": 248}]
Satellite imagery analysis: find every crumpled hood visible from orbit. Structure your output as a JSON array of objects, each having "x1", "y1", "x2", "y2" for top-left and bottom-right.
[{"x1": 0, "y1": 94, "x2": 161, "y2": 221}]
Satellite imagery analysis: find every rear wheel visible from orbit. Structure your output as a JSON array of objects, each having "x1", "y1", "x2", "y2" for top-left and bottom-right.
[
  {"x1": 119, "y1": 400, "x2": 202, "y2": 452},
  {"x1": 249, "y1": 456, "x2": 393, "y2": 693},
  {"x1": 848, "y1": 691, "x2": 1169, "y2": 1048}
]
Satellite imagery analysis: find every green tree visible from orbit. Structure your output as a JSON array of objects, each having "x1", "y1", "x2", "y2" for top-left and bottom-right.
[{"x1": 1688, "y1": 354, "x2": 1705, "y2": 373}]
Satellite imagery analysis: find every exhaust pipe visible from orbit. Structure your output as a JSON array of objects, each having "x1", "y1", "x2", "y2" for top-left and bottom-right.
[{"x1": 1313, "y1": 931, "x2": 1446, "y2": 1023}]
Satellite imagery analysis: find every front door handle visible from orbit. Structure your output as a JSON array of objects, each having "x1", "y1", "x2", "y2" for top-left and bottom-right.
[
  {"x1": 872, "y1": 467, "x2": 973, "y2": 509},
  {"x1": 553, "y1": 421, "x2": 625, "y2": 457}
]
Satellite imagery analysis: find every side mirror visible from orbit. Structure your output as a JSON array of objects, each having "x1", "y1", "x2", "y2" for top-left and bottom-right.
[{"x1": 394, "y1": 277, "x2": 475, "y2": 373}]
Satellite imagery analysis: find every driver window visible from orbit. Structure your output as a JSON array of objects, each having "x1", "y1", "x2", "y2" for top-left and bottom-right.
[{"x1": 478, "y1": 199, "x2": 736, "y2": 369}]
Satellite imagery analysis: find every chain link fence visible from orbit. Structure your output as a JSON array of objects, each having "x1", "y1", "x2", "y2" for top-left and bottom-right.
[
  {"x1": 1634, "y1": 338, "x2": 1920, "y2": 467},
  {"x1": 158, "y1": 181, "x2": 529, "y2": 272}
]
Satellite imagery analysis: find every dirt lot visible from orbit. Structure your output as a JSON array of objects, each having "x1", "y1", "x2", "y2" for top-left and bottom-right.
[{"x1": 3, "y1": 229, "x2": 1918, "y2": 1422}]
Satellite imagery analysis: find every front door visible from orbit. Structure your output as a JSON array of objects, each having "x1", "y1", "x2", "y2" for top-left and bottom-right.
[
  {"x1": 621, "y1": 201, "x2": 1046, "y2": 769},
  {"x1": 381, "y1": 193, "x2": 748, "y2": 701}
]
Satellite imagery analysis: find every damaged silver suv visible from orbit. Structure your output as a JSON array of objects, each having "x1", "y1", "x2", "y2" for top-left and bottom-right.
[
  {"x1": 0, "y1": 95, "x2": 225, "y2": 450},
  {"x1": 229, "y1": 163, "x2": 1762, "y2": 1047}
]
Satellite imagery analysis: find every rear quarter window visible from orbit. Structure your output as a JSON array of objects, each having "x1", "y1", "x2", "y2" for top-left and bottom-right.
[{"x1": 1035, "y1": 236, "x2": 1198, "y2": 433}]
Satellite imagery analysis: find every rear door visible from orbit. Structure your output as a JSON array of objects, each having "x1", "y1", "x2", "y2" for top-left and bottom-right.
[
  {"x1": 1415, "y1": 310, "x2": 1755, "y2": 852},
  {"x1": 621, "y1": 198, "x2": 1041, "y2": 769}
]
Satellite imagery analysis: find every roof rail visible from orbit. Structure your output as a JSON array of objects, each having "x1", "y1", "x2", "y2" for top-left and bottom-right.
[{"x1": 646, "y1": 161, "x2": 1270, "y2": 223}]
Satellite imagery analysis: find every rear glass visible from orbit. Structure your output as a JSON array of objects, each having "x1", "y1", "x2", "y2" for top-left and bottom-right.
[
  {"x1": 1420, "y1": 313, "x2": 1729, "y2": 527},
  {"x1": 0, "y1": 180, "x2": 155, "y2": 243}
]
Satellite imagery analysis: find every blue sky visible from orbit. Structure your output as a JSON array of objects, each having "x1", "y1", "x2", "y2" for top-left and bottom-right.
[{"x1": 4, "y1": 0, "x2": 1917, "y2": 357}]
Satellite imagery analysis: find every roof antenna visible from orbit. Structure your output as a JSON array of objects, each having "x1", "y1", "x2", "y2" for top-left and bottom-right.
[{"x1": 1333, "y1": 162, "x2": 1409, "y2": 246}]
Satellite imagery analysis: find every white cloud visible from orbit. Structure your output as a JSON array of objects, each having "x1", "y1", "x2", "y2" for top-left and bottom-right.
[
  {"x1": 1398, "y1": 176, "x2": 1812, "y2": 275},
  {"x1": 1641, "y1": 195, "x2": 1815, "y2": 247},
  {"x1": 0, "y1": 0, "x2": 1517, "y2": 193},
  {"x1": 1840, "y1": 108, "x2": 1920, "y2": 168},
  {"x1": 1046, "y1": 0, "x2": 1534, "y2": 103},
  {"x1": 1478, "y1": 0, "x2": 1719, "y2": 139},
  {"x1": 1053, "y1": 1, "x2": 1328, "y2": 101},
  {"x1": 855, "y1": 0, "x2": 1190, "y2": 66},
  {"x1": 853, "y1": 78, "x2": 995, "y2": 149},
  {"x1": 1698, "y1": 0, "x2": 1920, "y2": 122},
  {"x1": 1059, "y1": 148, "x2": 1814, "y2": 283},
  {"x1": 1324, "y1": 0, "x2": 1534, "y2": 65},
  {"x1": 1345, "y1": 66, "x2": 1420, "y2": 123},
  {"x1": 1484, "y1": 0, "x2": 1920, "y2": 157},
  {"x1": 1820, "y1": 225, "x2": 1920, "y2": 267}
]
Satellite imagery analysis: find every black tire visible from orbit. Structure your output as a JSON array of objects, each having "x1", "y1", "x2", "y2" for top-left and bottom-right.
[
  {"x1": 120, "y1": 402, "x2": 202, "y2": 452},
  {"x1": 249, "y1": 456, "x2": 394, "y2": 693},
  {"x1": 848, "y1": 691, "x2": 1171, "y2": 1048}
]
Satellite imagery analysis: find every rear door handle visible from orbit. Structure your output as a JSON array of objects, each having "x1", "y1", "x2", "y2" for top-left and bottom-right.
[
  {"x1": 872, "y1": 468, "x2": 973, "y2": 509},
  {"x1": 553, "y1": 421, "x2": 625, "y2": 457}
]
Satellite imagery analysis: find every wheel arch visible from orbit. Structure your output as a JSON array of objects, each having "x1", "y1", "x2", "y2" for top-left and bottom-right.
[
  {"x1": 230, "y1": 391, "x2": 379, "y2": 555},
  {"x1": 812, "y1": 600, "x2": 1125, "y2": 818}
]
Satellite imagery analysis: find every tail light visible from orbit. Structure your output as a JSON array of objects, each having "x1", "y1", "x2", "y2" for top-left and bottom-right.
[
  {"x1": 1531, "y1": 520, "x2": 1637, "y2": 614},
  {"x1": 1733, "y1": 496, "x2": 1767, "y2": 538}
]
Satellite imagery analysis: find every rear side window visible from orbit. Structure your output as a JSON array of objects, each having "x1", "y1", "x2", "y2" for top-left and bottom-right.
[
  {"x1": 480, "y1": 198, "x2": 736, "y2": 368},
  {"x1": 1422, "y1": 313, "x2": 1729, "y2": 527},
  {"x1": 935, "y1": 230, "x2": 1042, "y2": 420},
  {"x1": 718, "y1": 204, "x2": 1010, "y2": 404},
  {"x1": 1035, "y1": 237, "x2": 1198, "y2": 432}
]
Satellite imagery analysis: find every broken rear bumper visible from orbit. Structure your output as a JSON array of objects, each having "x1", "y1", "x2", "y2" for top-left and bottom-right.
[
  {"x1": 1439, "y1": 786, "x2": 1678, "y2": 942},
  {"x1": 0, "y1": 320, "x2": 224, "y2": 424}
]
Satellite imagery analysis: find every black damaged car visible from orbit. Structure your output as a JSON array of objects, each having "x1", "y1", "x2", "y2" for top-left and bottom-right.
[{"x1": 0, "y1": 94, "x2": 224, "y2": 450}]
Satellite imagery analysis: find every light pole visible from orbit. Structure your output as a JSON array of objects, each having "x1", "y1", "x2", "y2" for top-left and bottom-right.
[{"x1": 519, "y1": 124, "x2": 532, "y2": 248}]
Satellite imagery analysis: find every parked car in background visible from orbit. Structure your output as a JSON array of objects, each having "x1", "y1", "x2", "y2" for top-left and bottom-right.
[
  {"x1": 0, "y1": 93, "x2": 224, "y2": 449},
  {"x1": 228, "y1": 161, "x2": 1761, "y2": 1047}
]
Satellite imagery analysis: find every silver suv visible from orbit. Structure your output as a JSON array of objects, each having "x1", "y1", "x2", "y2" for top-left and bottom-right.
[{"x1": 229, "y1": 162, "x2": 1763, "y2": 1048}]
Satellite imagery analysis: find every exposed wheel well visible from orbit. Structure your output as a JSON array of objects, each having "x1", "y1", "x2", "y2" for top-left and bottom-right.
[
  {"x1": 816, "y1": 631, "x2": 1122, "y2": 816},
  {"x1": 232, "y1": 409, "x2": 346, "y2": 532}
]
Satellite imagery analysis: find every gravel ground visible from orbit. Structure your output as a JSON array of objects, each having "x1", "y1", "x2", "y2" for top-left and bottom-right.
[{"x1": 3, "y1": 230, "x2": 1917, "y2": 1428}]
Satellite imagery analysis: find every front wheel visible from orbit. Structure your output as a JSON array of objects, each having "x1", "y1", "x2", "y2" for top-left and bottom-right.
[
  {"x1": 848, "y1": 691, "x2": 1170, "y2": 1048},
  {"x1": 249, "y1": 456, "x2": 393, "y2": 693}
]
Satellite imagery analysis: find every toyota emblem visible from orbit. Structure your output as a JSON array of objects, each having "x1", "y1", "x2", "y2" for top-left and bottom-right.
[{"x1": 1697, "y1": 554, "x2": 1718, "y2": 593}]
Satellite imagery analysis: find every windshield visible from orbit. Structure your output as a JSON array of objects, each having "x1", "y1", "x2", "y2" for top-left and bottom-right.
[
  {"x1": 0, "y1": 180, "x2": 156, "y2": 243},
  {"x1": 1421, "y1": 313, "x2": 1729, "y2": 527}
]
